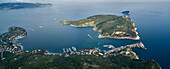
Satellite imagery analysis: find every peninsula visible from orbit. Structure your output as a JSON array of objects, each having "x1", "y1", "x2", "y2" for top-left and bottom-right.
[
  {"x1": 0, "y1": 27, "x2": 161, "y2": 69},
  {"x1": 59, "y1": 15, "x2": 140, "y2": 40},
  {"x1": 0, "y1": 3, "x2": 52, "y2": 10}
]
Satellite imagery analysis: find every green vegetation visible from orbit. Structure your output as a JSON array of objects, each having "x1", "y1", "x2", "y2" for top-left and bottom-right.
[
  {"x1": 59, "y1": 15, "x2": 138, "y2": 39},
  {"x1": 0, "y1": 50, "x2": 161, "y2": 69},
  {"x1": 0, "y1": 26, "x2": 27, "y2": 45}
]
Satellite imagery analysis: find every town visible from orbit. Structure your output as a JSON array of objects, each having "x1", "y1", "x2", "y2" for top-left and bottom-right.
[
  {"x1": 0, "y1": 26, "x2": 27, "y2": 60},
  {"x1": 44, "y1": 42, "x2": 146, "y2": 59}
]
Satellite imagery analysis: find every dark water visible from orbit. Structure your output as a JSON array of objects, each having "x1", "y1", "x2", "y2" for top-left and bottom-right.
[{"x1": 0, "y1": 1, "x2": 170, "y2": 69}]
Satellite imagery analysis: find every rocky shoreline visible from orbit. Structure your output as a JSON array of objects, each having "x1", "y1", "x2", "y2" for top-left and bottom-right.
[
  {"x1": 98, "y1": 34, "x2": 140, "y2": 40},
  {"x1": 60, "y1": 21, "x2": 140, "y2": 40},
  {"x1": 94, "y1": 18, "x2": 140, "y2": 40},
  {"x1": 61, "y1": 23, "x2": 140, "y2": 40}
]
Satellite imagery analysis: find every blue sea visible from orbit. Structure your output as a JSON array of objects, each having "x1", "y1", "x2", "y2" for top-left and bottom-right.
[{"x1": 0, "y1": 0, "x2": 170, "y2": 69}]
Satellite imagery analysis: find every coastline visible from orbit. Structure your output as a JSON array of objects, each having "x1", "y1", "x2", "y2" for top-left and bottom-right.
[
  {"x1": 62, "y1": 21, "x2": 94, "y2": 28},
  {"x1": 62, "y1": 23, "x2": 140, "y2": 40},
  {"x1": 0, "y1": 27, "x2": 161, "y2": 69},
  {"x1": 98, "y1": 34, "x2": 140, "y2": 40},
  {"x1": 93, "y1": 25, "x2": 140, "y2": 40}
]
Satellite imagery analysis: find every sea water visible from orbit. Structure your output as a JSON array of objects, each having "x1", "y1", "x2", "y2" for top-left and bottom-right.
[{"x1": 0, "y1": 1, "x2": 170, "y2": 68}]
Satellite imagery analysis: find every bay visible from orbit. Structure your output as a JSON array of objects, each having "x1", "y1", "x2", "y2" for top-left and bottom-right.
[{"x1": 0, "y1": 1, "x2": 170, "y2": 69}]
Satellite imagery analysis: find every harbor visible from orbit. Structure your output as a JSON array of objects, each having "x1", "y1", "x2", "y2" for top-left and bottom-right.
[{"x1": 44, "y1": 42, "x2": 146, "y2": 59}]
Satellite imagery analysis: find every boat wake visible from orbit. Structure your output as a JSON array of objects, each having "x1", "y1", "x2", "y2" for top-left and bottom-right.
[
  {"x1": 98, "y1": 42, "x2": 100, "y2": 45},
  {"x1": 27, "y1": 28, "x2": 35, "y2": 31},
  {"x1": 39, "y1": 26, "x2": 43, "y2": 28},
  {"x1": 88, "y1": 34, "x2": 94, "y2": 40}
]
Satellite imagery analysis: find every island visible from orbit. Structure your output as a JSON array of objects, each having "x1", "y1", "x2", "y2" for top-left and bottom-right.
[
  {"x1": 0, "y1": 27, "x2": 161, "y2": 69},
  {"x1": 122, "y1": 11, "x2": 131, "y2": 15},
  {"x1": 0, "y1": 3, "x2": 52, "y2": 10},
  {"x1": 59, "y1": 15, "x2": 140, "y2": 40}
]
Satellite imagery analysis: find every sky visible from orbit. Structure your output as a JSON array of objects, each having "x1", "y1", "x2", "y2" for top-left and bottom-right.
[
  {"x1": 0, "y1": 0, "x2": 170, "y2": 3},
  {"x1": 21, "y1": 0, "x2": 169, "y2": 1}
]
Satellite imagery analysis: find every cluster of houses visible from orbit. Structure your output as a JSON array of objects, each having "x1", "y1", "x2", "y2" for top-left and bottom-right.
[
  {"x1": 104, "y1": 42, "x2": 146, "y2": 55},
  {"x1": 0, "y1": 44, "x2": 24, "y2": 60},
  {"x1": 44, "y1": 47, "x2": 104, "y2": 57},
  {"x1": 44, "y1": 42, "x2": 146, "y2": 58},
  {"x1": 0, "y1": 27, "x2": 26, "y2": 60},
  {"x1": 0, "y1": 27, "x2": 27, "y2": 44}
]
